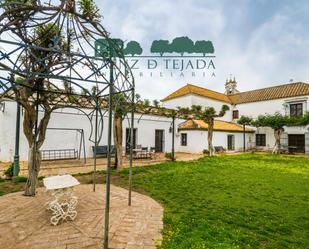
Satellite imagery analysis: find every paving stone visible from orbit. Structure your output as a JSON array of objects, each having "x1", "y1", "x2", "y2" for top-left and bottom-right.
[{"x1": 0, "y1": 184, "x2": 163, "y2": 249}]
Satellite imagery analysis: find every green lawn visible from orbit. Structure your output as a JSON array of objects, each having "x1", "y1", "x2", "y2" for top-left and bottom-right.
[
  {"x1": 1, "y1": 154, "x2": 308, "y2": 248},
  {"x1": 118, "y1": 154, "x2": 309, "y2": 249}
]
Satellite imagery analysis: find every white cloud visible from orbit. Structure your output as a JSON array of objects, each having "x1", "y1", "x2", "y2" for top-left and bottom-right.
[{"x1": 97, "y1": 0, "x2": 309, "y2": 100}]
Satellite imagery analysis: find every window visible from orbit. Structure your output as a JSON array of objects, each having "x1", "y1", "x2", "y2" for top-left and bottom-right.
[
  {"x1": 233, "y1": 110, "x2": 239, "y2": 119},
  {"x1": 256, "y1": 134, "x2": 266, "y2": 146},
  {"x1": 290, "y1": 103, "x2": 303, "y2": 117},
  {"x1": 181, "y1": 133, "x2": 187, "y2": 146}
]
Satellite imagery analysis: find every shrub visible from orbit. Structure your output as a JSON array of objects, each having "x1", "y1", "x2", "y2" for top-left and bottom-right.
[
  {"x1": 4, "y1": 163, "x2": 14, "y2": 177},
  {"x1": 164, "y1": 152, "x2": 176, "y2": 161},
  {"x1": 12, "y1": 176, "x2": 28, "y2": 183},
  {"x1": 203, "y1": 149, "x2": 209, "y2": 155}
]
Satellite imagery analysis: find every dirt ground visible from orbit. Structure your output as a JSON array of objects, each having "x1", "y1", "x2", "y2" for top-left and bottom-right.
[{"x1": 0, "y1": 152, "x2": 203, "y2": 177}]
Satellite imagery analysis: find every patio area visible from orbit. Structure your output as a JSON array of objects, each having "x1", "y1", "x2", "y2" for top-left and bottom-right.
[{"x1": 0, "y1": 184, "x2": 163, "y2": 249}]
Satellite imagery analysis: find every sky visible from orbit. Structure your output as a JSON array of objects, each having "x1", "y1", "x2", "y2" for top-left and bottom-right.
[{"x1": 96, "y1": 0, "x2": 309, "y2": 100}]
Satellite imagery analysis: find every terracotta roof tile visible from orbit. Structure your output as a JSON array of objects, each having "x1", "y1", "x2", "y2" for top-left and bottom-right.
[
  {"x1": 228, "y1": 82, "x2": 309, "y2": 104},
  {"x1": 162, "y1": 82, "x2": 309, "y2": 105},
  {"x1": 178, "y1": 119, "x2": 254, "y2": 133},
  {"x1": 161, "y1": 84, "x2": 231, "y2": 103}
]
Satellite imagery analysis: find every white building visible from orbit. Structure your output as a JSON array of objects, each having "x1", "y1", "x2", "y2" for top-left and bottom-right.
[
  {"x1": 0, "y1": 80, "x2": 309, "y2": 162},
  {"x1": 161, "y1": 80, "x2": 309, "y2": 154}
]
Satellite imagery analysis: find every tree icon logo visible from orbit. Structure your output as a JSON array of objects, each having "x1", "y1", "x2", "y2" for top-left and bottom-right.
[
  {"x1": 95, "y1": 37, "x2": 215, "y2": 57},
  {"x1": 123, "y1": 40, "x2": 143, "y2": 56},
  {"x1": 150, "y1": 36, "x2": 214, "y2": 56}
]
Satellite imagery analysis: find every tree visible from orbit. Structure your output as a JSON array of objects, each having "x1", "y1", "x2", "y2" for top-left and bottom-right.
[
  {"x1": 150, "y1": 40, "x2": 170, "y2": 56},
  {"x1": 179, "y1": 104, "x2": 230, "y2": 156},
  {"x1": 112, "y1": 93, "x2": 131, "y2": 169},
  {"x1": 252, "y1": 113, "x2": 290, "y2": 154},
  {"x1": 237, "y1": 115, "x2": 253, "y2": 152},
  {"x1": 124, "y1": 41, "x2": 143, "y2": 56},
  {"x1": 152, "y1": 99, "x2": 160, "y2": 107},
  {"x1": 0, "y1": 0, "x2": 103, "y2": 196},
  {"x1": 194, "y1": 40, "x2": 214, "y2": 56},
  {"x1": 170, "y1": 36, "x2": 194, "y2": 56}
]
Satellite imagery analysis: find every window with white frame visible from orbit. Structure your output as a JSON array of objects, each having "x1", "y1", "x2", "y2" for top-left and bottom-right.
[{"x1": 290, "y1": 103, "x2": 303, "y2": 117}]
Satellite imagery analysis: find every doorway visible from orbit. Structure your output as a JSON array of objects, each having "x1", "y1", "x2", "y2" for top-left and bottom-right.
[
  {"x1": 227, "y1": 135, "x2": 235, "y2": 150},
  {"x1": 155, "y1": 130, "x2": 164, "y2": 152},
  {"x1": 288, "y1": 134, "x2": 305, "y2": 153},
  {"x1": 125, "y1": 128, "x2": 137, "y2": 154}
]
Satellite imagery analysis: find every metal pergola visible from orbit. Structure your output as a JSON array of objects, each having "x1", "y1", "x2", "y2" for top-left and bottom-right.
[{"x1": 0, "y1": 1, "x2": 134, "y2": 248}]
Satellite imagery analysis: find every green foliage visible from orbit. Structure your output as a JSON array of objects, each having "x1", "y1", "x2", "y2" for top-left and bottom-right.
[
  {"x1": 237, "y1": 115, "x2": 253, "y2": 125},
  {"x1": 151, "y1": 40, "x2": 171, "y2": 56},
  {"x1": 152, "y1": 99, "x2": 160, "y2": 107},
  {"x1": 0, "y1": 178, "x2": 4, "y2": 183},
  {"x1": 135, "y1": 93, "x2": 141, "y2": 104},
  {"x1": 252, "y1": 112, "x2": 290, "y2": 130},
  {"x1": 202, "y1": 149, "x2": 209, "y2": 155},
  {"x1": 34, "y1": 23, "x2": 62, "y2": 48},
  {"x1": 300, "y1": 112, "x2": 309, "y2": 125},
  {"x1": 119, "y1": 154, "x2": 309, "y2": 248},
  {"x1": 170, "y1": 36, "x2": 194, "y2": 56},
  {"x1": 12, "y1": 176, "x2": 27, "y2": 183},
  {"x1": 194, "y1": 40, "x2": 215, "y2": 55},
  {"x1": 190, "y1": 104, "x2": 230, "y2": 121},
  {"x1": 78, "y1": 0, "x2": 101, "y2": 21},
  {"x1": 1, "y1": 0, "x2": 35, "y2": 13},
  {"x1": 124, "y1": 41, "x2": 143, "y2": 56},
  {"x1": 164, "y1": 152, "x2": 176, "y2": 161},
  {"x1": 91, "y1": 85, "x2": 98, "y2": 96},
  {"x1": 113, "y1": 93, "x2": 131, "y2": 118},
  {"x1": 142, "y1": 99, "x2": 150, "y2": 107},
  {"x1": 4, "y1": 163, "x2": 14, "y2": 177}
]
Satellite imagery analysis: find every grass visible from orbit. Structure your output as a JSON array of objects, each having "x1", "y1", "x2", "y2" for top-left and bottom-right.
[
  {"x1": 0, "y1": 154, "x2": 308, "y2": 248},
  {"x1": 118, "y1": 154, "x2": 309, "y2": 249}
]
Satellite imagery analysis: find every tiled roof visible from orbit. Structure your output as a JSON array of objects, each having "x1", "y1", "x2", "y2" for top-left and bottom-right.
[
  {"x1": 229, "y1": 82, "x2": 309, "y2": 104},
  {"x1": 161, "y1": 82, "x2": 309, "y2": 105},
  {"x1": 178, "y1": 119, "x2": 255, "y2": 133},
  {"x1": 161, "y1": 84, "x2": 231, "y2": 103}
]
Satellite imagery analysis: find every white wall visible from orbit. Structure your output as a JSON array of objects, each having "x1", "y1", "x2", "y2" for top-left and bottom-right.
[
  {"x1": 161, "y1": 95, "x2": 193, "y2": 109},
  {"x1": 162, "y1": 94, "x2": 232, "y2": 121},
  {"x1": 235, "y1": 96, "x2": 309, "y2": 118},
  {"x1": 0, "y1": 100, "x2": 184, "y2": 162},
  {"x1": 177, "y1": 130, "x2": 254, "y2": 153},
  {"x1": 191, "y1": 95, "x2": 232, "y2": 121}
]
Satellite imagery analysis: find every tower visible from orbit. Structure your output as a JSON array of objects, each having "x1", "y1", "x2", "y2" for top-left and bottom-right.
[{"x1": 225, "y1": 77, "x2": 238, "y2": 95}]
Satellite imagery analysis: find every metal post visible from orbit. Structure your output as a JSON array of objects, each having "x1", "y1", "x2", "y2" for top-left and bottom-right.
[
  {"x1": 13, "y1": 103, "x2": 21, "y2": 176},
  {"x1": 104, "y1": 59, "x2": 113, "y2": 249},
  {"x1": 93, "y1": 104, "x2": 98, "y2": 192},
  {"x1": 128, "y1": 89, "x2": 135, "y2": 206},
  {"x1": 243, "y1": 125, "x2": 246, "y2": 152},
  {"x1": 171, "y1": 116, "x2": 175, "y2": 161},
  {"x1": 82, "y1": 130, "x2": 86, "y2": 163},
  {"x1": 78, "y1": 130, "x2": 82, "y2": 160}
]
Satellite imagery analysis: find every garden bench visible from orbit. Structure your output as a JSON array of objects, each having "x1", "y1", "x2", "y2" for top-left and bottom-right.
[
  {"x1": 43, "y1": 175, "x2": 80, "y2": 226},
  {"x1": 92, "y1": 145, "x2": 116, "y2": 157},
  {"x1": 214, "y1": 146, "x2": 225, "y2": 153}
]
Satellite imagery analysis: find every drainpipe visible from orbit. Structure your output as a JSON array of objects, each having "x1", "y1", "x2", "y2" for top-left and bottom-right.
[{"x1": 13, "y1": 103, "x2": 21, "y2": 176}]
